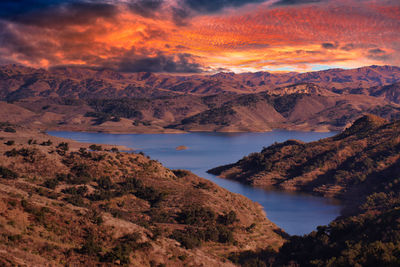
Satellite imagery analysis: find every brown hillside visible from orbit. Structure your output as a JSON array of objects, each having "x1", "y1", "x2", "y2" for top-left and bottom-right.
[
  {"x1": 1, "y1": 65, "x2": 400, "y2": 100},
  {"x1": 0, "y1": 125, "x2": 283, "y2": 266},
  {"x1": 208, "y1": 115, "x2": 400, "y2": 200}
]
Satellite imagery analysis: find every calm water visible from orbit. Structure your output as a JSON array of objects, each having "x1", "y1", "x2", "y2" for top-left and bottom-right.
[{"x1": 48, "y1": 130, "x2": 342, "y2": 235}]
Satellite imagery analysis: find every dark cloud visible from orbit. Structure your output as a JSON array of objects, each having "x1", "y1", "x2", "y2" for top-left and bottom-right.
[
  {"x1": 295, "y1": 50, "x2": 322, "y2": 55},
  {"x1": 0, "y1": 0, "x2": 69, "y2": 20},
  {"x1": 0, "y1": 1, "x2": 117, "y2": 28},
  {"x1": 128, "y1": 0, "x2": 164, "y2": 17},
  {"x1": 182, "y1": 0, "x2": 267, "y2": 13},
  {"x1": 273, "y1": 0, "x2": 323, "y2": 6},
  {"x1": 321, "y1": 42, "x2": 338, "y2": 49},
  {"x1": 369, "y1": 48, "x2": 386, "y2": 55},
  {"x1": 367, "y1": 48, "x2": 390, "y2": 61},
  {"x1": 340, "y1": 43, "x2": 355, "y2": 51},
  {"x1": 172, "y1": 6, "x2": 192, "y2": 26},
  {"x1": 0, "y1": 22, "x2": 55, "y2": 62},
  {"x1": 116, "y1": 51, "x2": 204, "y2": 73}
]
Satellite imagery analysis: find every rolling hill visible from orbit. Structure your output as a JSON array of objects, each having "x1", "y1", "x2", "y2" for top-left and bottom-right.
[
  {"x1": 217, "y1": 115, "x2": 400, "y2": 266},
  {"x1": 0, "y1": 125, "x2": 283, "y2": 266}
]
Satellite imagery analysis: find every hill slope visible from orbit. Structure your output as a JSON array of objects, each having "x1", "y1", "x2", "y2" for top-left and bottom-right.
[
  {"x1": 1, "y1": 64, "x2": 400, "y2": 133},
  {"x1": 209, "y1": 115, "x2": 400, "y2": 199},
  {"x1": 219, "y1": 115, "x2": 400, "y2": 266},
  {"x1": 0, "y1": 125, "x2": 283, "y2": 266}
]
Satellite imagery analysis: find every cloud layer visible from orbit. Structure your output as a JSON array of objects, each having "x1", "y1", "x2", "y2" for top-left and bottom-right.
[{"x1": 0, "y1": 0, "x2": 399, "y2": 72}]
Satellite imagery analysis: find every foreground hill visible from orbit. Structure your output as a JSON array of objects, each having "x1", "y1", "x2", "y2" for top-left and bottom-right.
[
  {"x1": 0, "y1": 125, "x2": 283, "y2": 266},
  {"x1": 209, "y1": 115, "x2": 400, "y2": 200},
  {"x1": 210, "y1": 115, "x2": 400, "y2": 266}
]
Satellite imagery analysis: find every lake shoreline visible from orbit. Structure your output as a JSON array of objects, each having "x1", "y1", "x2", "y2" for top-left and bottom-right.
[{"x1": 48, "y1": 130, "x2": 342, "y2": 235}]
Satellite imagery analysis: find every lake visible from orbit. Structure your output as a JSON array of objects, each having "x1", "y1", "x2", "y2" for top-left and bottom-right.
[{"x1": 48, "y1": 130, "x2": 342, "y2": 236}]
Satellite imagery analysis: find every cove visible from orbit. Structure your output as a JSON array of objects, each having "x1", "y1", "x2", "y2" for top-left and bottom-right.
[{"x1": 48, "y1": 130, "x2": 342, "y2": 236}]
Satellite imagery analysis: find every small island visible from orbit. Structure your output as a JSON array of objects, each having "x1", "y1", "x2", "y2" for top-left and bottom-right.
[{"x1": 176, "y1": 145, "x2": 188, "y2": 151}]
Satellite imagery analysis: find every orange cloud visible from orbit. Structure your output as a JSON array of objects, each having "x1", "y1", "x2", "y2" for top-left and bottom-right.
[{"x1": 0, "y1": 0, "x2": 399, "y2": 72}]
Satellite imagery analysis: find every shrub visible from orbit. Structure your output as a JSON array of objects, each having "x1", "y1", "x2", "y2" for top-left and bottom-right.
[
  {"x1": 56, "y1": 142, "x2": 69, "y2": 155},
  {"x1": 171, "y1": 229, "x2": 202, "y2": 249},
  {"x1": 4, "y1": 148, "x2": 18, "y2": 157},
  {"x1": 70, "y1": 164, "x2": 92, "y2": 184},
  {"x1": 0, "y1": 166, "x2": 18, "y2": 179},
  {"x1": 97, "y1": 176, "x2": 113, "y2": 189},
  {"x1": 134, "y1": 186, "x2": 167, "y2": 206},
  {"x1": 62, "y1": 185, "x2": 88, "y2": 206},
  {"x1": 101, "y1": 243, "x2": 131, "y2": 264},
  {"x1": 43, "y1": 179, "x2": 59, "y2": 189},
  {"x1": 4, "y1": 140, "x2": 14, "y2": 146},
  {"x1": 40, "y1": 140, "x2": 52, "y2": 146},
  {"x1": 63, "y1": 195, "x2": 86, "y2": 207},
  {"x1": 176, "y1": 206, "x2": 216, "y2": 226},
  {"x1": 172, "y1": 169, "x2": 191, "y2": 178},
  {"x1": 89, "y1": 144, "x2": 102, "y2": 151},
  {"x1": 216, "y1": 225, "x2": 235, "y2": 243},
  {"x1": 79, "y1": 233, "x2": 101, "y2": 257},
  {"x1": 62, "y1": 185, "x2": 88, "y2": 195},
  {"x1": 87, "y1": 189, "x2": 117, "y2": 201},
  {"x1": 4, "y1": 127, "x2": 16, "y2": 133},
  {"x1": 217, "y1": 211, "x2": 237, "y2": 225}
]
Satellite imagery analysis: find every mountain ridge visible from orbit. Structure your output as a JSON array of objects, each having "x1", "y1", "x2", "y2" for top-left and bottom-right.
[{"x1": 1, "y1": 65, "x2": 400, "y2": 99}]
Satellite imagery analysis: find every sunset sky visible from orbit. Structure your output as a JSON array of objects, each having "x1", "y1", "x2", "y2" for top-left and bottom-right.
[{"x1": 0, "y1": 0, "x2": 399, "y2": 73}]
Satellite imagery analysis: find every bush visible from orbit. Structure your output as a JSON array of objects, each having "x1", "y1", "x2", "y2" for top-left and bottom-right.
[
  {"x1": 217, "y1": 211, "x2": 237, "y2": 225},
  {"x1": 63, "y1": 195, "x2": 86, "y2": 207},
  {"x1": 56, "y1": 142, "x2": 69, "y2": 155},
  {"x1": 176, "y1": 206, "x2": 216, "y2": 226},
  {"x1": 0, "y1": 166, "x2": 18, "y2": 179},
  {"x1": 134, "y1": 186, "x2": 167, "y2": 206},
  {"x1": 172, "y1": 169, "x2": 191, "y2": 178},
  {"x1": 4, "y1": 127, "x2": 16, "y2": 133},
  {"x1": 79, "y1": 233, "x2": 101, "y2": 256},
  {"x1": 4, "y1": 140, "x2": 14, "y2": 146},
  {"x1": 43, "y1": 179, "x2": 59, "y2": 189},
  {"x1": 216, "y1": 225, "x2": 234, "y2": 243},
  {"x1": 97, "y1": 176, "x2": 113, "y2": 189},
  {"x1": 171, "y1": 229, "x2": 202, "y2": 249},
  {"x1": 62, "y1": 185, "x2": 88, "y2": 195},
  {"x1": 101, "y1": 243, "x2": 131, "y2": 264},
  {"x1": 89, "y1": 144, "x2": 102, "y2": 151},
  {"x1": 69, "y1": 164, "x2": 92, "y2": 184},
  {"x1": 40, "y1": 140, "x2": 52, "y2": 146}
]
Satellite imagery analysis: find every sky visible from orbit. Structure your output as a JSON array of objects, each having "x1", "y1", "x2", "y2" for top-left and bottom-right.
[{"x1": 0, "y1": 0, "x2": 399, "y2": 73}]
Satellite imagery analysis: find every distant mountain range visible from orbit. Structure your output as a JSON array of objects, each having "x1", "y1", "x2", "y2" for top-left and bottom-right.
[
  {"x1": 1, "y1": 64, "x2": 400, "y2": 99},
  {"x1": 1, "y1": 65, "x2": 400, "y2": 133}
]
